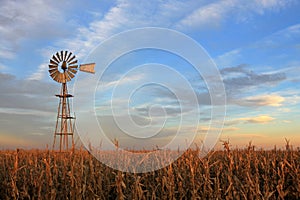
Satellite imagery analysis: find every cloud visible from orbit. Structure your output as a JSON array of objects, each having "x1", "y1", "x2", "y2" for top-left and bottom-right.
[
  {"x1": 215, "y1": 50, "x2": 241, "y2": 67},
  {"x1": 278, "y1": 108, "x2": 291, "y2": 113},
  {"x1": 176, "y1": 0, "x2": 295, "y2": 29},
  {"x1": 27, "y1": 63, "x2": 48, "y2": 81},
  {"x1": 0, "y1": 72, "x2": 68, "y2": 148},
  {"x1": 94, "y1": 114, "x2": 197, "y2": 150},
  {"x1": 0, "y1": 107, "x2": 52, "y2": 117},
  {"x1": 97, "y1": 73, "x2": 145, "y2": 92},
  {"x1": 234, "y1": 94, "x2": 285, "y2": 107},
  {"x1": 59, "y1": 0, "x2": 189, "y2": 58},
  {"x1": 226, "y1": 115, "x2": 275, "y2": 125},
  {"x1": 221, "y1": 65, "x2": 286, "y2": 94},
  {"x1": 134, "y1": 105, "x2": 181, "y2": 118},
  {"x1": 0, "y1": 0, "x2": 79, "y2": 60},
  {"x1": 0, "y1": 72, "x2": 57, "y2": 113},
  {"x1": 198, "y1": 126, "x2": 239, "y2": 133},
  {"x1": 251, "y1": 23, "x2": 300, "y2": 50},
  {"x1": 282, "y1": 120, "x2": 292, "y2": 123},
  {"x1": 0, "y1": 63, "x2": 8, "y2": 70},
  {"x1": 176, "y1": 0, "x2": 235, "y2": 29},
  {"x1": 242, "y1": 115, "x2": 275, "y2": 123}
]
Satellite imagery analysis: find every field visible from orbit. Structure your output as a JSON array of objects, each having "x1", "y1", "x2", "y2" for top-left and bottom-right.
[{"x1": 0, "y1": 144, "x2": 299, "y2": 200}]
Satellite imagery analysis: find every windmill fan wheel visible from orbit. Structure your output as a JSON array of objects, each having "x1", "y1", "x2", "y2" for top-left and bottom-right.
[{"x1": 48, "y1": 51, "x2": 78, "y2": 83}]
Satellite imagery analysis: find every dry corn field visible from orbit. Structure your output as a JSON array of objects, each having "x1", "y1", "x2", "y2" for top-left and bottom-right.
[{"x1": 0, "y1": 145, "x2": 299, "y2": 200}]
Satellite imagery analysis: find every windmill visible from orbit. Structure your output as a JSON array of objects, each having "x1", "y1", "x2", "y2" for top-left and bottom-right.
[{"x1": 48, "y1": 50, "x2": 95, "y2": 152}]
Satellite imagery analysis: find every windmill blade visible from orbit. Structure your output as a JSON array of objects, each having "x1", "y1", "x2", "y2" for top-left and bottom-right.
[
  {"x1": 64, "y1": 72, "x2": 71, "y2": 82},
  {"x1": 69, "y1": 59, "x2": 78, "y2": 66},
  {"x1": 60, "y1": 51, "x2": 64, "y2": 62},
  {"x1": 67, "y1": 55, "x2": 76, "y2": 63},
  {"x1": 56, "y1": 52, "x2": 62, "y2": 62},
  {"x1": 67, "y1": 70, "x2": 76, "y2": 79},
  {"x1": 63, "y1": 51, "x2": 68, "y2": 61},
  {"x1": 49, "y1": 64, "x2": 58, "y2": 69},
  {"x1": 68, "y1": 68, "x2": 77, "y2": 74},
  {"x1": 54, "y1": 72, "x2": 61, "y2": 83},
  {"x1": 52, "y1": 55, "x2": 59, "y2": 64},
  {"x1": 65, "y1": 51, "x2": 72, "y2": 62},
  {"x1": 55, "y1": 74, "x2": 61, "y2": 83},
  {"x1": 68, "y1": 65, "x2": 78, "y2": 72},
  {"x1": 51, "y1": 71, "x2": 59, "y2": 81},
  {"x1": 79, "y1": 63, "x2": 95, "y2": 74},
  {"x1": 49, "y1": 68, "x2": 57, "y2": 74},
  {"x1": 68, "y1": 64, "x2": 78, "y2": 68},
  {"x1": 50, "y1": 71, "x2": 58, "y2": 78},
  {"x1": 58, "y1": 73, "x2": 66, "y2": 83},
  {"x1": 50, "y1": 59, "x2": 58, "y2": 66},
  {"x1": 60, "y1": 73, "x2": 66, "y2": 83}
]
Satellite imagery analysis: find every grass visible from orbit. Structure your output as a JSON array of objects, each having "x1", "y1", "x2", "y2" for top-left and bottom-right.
[{"x1": 0, "y1": 142, "x2": 299, "y2": 199}]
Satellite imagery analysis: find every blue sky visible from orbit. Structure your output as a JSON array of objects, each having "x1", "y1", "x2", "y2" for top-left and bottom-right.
[{"x1": 0, "y1": 0, "x2": 299, "y2": 149}]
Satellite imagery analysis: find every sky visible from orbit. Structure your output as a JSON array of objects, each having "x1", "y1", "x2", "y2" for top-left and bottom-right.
[{"x1": 0, "y1": 0, "x2": 299, "y2": 150}]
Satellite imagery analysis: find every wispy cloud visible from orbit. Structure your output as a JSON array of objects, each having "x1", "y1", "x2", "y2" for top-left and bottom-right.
[
  {"x1": 221, "y1": 65, "x2": 286, "y2": 95},
  {"x1": 234, "y1": 94, "x2": 285, "y2": 107},
  {"x1": 27, "y1": 63, "x2": 48, "y2": 81},
  {"x1": 0, "y1": 0, "x2": 78, "y2": 60},
  {"x1": 0, "y1": 107, "x2": 53, "y2": 117},
  {"x1": 176, "y1": 0, "x2": 235, "y2": 29},
  {"x1": 0, "y1": 72, "x2": 56, "y2": 112},
  {"x1": 0, "y1": 63, "x2": 8, "y2": 70},
  {"x1": 215, "y1": 50, "x2": 241, "y2": 67},
  {"x1": 97, "y1": 73, "x2": 145, "y2": 92},
  {"x1": 226, "y1": 115, "x2": 275, "y2": 125},
  {"x1": 241, "y1": 115, "x2": 275, "y2": 124},
  {"x1": 176, "y1": 0, "x2": 295, "y2": 30},
  {"x1": 250, "y1": 23, "x2": 300, "y2": 49},
  {"x1": 198, "y1": 126, "x2": 239, "y2": 133}
]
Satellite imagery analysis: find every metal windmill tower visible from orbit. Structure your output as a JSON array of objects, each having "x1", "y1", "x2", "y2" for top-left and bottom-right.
[{"x1": 48, "y1": 50, "x2": 95, "y2": 151}]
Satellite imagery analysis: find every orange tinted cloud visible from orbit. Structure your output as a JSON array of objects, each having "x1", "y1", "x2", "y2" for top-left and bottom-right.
[
  {"x1": 237, "y1": 94, "x2": 284, "y2": 107},
  {"x1": 241, "y1": 115, "x2": 275, "y2": 124},
  {"x1": 226, "y1": 115, "x2": 275, "y2": 125},
  {"x1": 198, "y1": 126, "x2": 239, "y2": 133}
]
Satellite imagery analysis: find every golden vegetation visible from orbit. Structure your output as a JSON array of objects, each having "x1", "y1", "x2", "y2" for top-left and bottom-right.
[{"x1": 0, "y1": 143, "x2": 299, "y2": 199}]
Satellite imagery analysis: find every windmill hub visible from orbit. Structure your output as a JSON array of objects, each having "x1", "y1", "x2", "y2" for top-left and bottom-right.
[{"x1": 61, "y1": 61, "x2": 67, "y2": 71}]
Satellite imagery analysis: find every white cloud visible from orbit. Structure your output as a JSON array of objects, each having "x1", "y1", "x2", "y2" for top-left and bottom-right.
[
  {"x1": 176, "y1": 0, "x2": 236, "y2": 29},
  {"x1": 97, "y1": 73, "x2": 145, "y2": 92},
  {"x1": 176, "y1": 0, "x2": 295, "y2": 29},
  {"x1": 0, "y1": 0, "x2": 77, "y2": 60},
  {"x1": 27, "y1": 63, "x2": 48, "y2": 81},
  {"x1": 0, "y1": 63, "x2": 8, "y2": 70},
  {"x1": 216, "y1": 49, "x2": 241, "y2": 67},
  {"x1": 255, "y1": 0, "x2": 293, "y2": 12}
]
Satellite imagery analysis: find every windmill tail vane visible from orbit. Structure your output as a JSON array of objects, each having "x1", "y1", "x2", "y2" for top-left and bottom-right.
[
  {"x1": 48, "y1": 50, "x2": 95, "y2": 152},
  {"x1": 79, "y1": 63, "x2": 96, "y2": 74}
]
